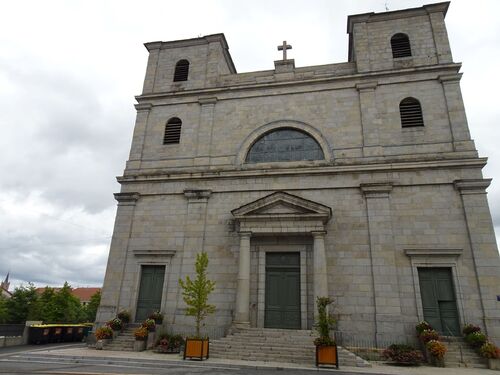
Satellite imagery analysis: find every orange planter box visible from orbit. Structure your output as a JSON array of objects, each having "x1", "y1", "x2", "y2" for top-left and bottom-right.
[
  {"x1": 316, "y1": 345, "x2": 339, "y2": 368},
  {"x1": 183, "y1": 338, "x2": 209, "y2": 360}
]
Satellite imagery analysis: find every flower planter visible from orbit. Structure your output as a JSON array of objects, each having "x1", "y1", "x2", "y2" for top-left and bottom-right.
[
  {"x1": 430, "y1": 356, "x2": 445, "y2": 367},
  {"x1": 95, "y1": 338, "x2": 111, "y2": 350},
  {"x1": 316, "y1": 345, "x2": 339, "y2": 368},
  {"x1": 184, "y1": 338, "x2": 209, "y2": 360},
  {"x1": 134, "y1": 340, "x2": 146, "y2": 352},
  {"x1": 489, "y1": 358, "x2": 500, "y2": 371}
]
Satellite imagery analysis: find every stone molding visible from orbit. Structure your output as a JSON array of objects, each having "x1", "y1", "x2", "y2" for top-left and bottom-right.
[
  {"x1": 274, "y1": 59, "x2": 295, "y2": 73},
  {"x1": 405, "y1": 248, "x2": 463, "y2": 258},
  {"x1": 360, "y1": 183, "x2": 393, "y2": 198},
  {"x1": 114, "y1": 192, "x2": 140, "y2": 205},
  {"x1": 183, "y1": 189, "x2": 212, "y2": 202},
  {"x1": 132, "y1": 249, "x2": 176, "y2": 258},
  {"x1": 454, "y1": 179, "x2": 491, "y2": 194}
]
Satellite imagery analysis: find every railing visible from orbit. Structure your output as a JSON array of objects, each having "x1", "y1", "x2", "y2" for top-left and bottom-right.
[{"x1": 0, "y1": 324, "x2": 25, "y2": 337}]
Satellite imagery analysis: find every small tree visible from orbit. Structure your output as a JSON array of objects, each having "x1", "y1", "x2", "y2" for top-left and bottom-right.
[
  {"x1": 314, "y1": 296, "x2": 336, "y2": 346},
  {"x1": 84, "y1": 290, "x2": 101, "y2": 322},
  {"x1": 178, "y1": 252, "x2": 216, "y2": 338}
]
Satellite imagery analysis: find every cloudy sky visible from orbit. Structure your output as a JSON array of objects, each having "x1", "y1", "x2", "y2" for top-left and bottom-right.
[{"x1": 1, "y1": 0, "x2": 499, "y2": 290}]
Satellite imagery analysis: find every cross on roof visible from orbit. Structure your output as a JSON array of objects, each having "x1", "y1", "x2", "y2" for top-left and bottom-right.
[{"x1": 277, "y1": 41, "x2": 292, "y2": 61}]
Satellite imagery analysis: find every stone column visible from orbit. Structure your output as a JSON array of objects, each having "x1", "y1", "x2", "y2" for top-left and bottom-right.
[
  {"x1": 439, "y1": 74, "x2": 476, "y2": 152},
  {"x1": 194, "y1": 97, "x2": 217, "y2": 166},
  {"x1": 361, "y1": 183, "x2": 403, "y2": 345},
  {"x1": 96, "y1": 192, "x2": 139, "y2": 324},
  {"x1": 356, "y1": 82, "x2": 383, "y2": 157},
  {"x1": 234, "y1": 232, "x2": 251, "y2": 327},
  {"x1": 312, "y1": 231, "x2": 329, "y2": 301},
  {"x1": 455, "y1": 179, "x2": 500, "y2": 345}
]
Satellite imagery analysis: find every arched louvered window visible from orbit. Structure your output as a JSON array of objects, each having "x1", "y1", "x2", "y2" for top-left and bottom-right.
[
  {"x1": 163, "y1": 117, "x2": 182, "y2": 144},
  {"x1": 391, "y1": 33, "x2": 411, "y2": 58},
  {"x1": 173, "y1": 60, "x2": 189, "y2": 82},
  {"x1": 246, "y1": 128, "x2": 324, "y2": 163},
  {"x1": 399, "y1": 97, "x2": 424, "y2": 128}
]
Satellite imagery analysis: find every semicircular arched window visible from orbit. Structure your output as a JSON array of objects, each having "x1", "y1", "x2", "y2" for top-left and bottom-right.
[{"x1": 246, "y1": 128, "x2": 324, "y2": 163}]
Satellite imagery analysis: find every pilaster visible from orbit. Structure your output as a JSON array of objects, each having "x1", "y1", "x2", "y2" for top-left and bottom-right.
[
  {"x1": 356, "y1": 82, "x2": 383, "y2": 157},
  {"x1": 96, "y1": 192, "x2": 140, "y2": 324},
  {"x1": 439, "y1": 74, "x2": 476, "y2": 152},
  {"x1": 234, "y1": 232, "x2": 252, "y2": 327},
  {"x1": 455, "y1": 179, "x2": 500, "y2": 345},
  {"x1": 312, "y1": 231, "x2": 329, "y2": 306},
  {"x1": 361, "y1": 183, "x2": 403, "y2": 345},
  {"x1": 127, "y1": 104, "x2": 153, "y2": 170},
  {"x1": 194, "y1": 97, "x2": 217, "y2": 166}
]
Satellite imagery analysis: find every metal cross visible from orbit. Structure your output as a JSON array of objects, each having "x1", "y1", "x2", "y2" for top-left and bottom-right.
[{"x1": 277, "y1": 41, "x2": 292, "y2": 60}]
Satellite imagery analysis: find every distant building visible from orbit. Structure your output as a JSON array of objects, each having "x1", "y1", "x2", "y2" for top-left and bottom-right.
[
  {"x1": 35, "y1": 287, "x2": 100, "y2": 306},
  {"x1": 0, "y1": 273, "x2": 11, "y2": 299}
]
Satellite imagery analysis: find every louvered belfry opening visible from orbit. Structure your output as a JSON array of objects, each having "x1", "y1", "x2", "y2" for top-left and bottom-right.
[
  {"x1": 173, "y1": 60, "x2": 189, "y2": 82},
  {"x1": 400, "y1": 97, "x2": 424, "y2": 127},
  {"x1": 163, "y1": 117, "x2": 182, "y2": 144},
  {"x1": 391, "y1": 33, "x2": 412, "y2": 58}
]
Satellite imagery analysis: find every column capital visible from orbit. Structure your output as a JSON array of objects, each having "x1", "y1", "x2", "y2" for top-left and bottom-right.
[
  {"x1": 114, "y1": 192, "x2": 140, "y2": 205},
  {"x1": 134, "y1": 103, "x2": 153, "y2": 111},
  {"x1": 183, "y1": 189, "x2": 212, "y2": 202},
  {"x1": 311, "y1": 231, "x2": 327, "y2": 238},
  {"x1": 356, "y1": 81, "x2": 378, "y2": 92},
  {"x1": 454, "y1": 179, "x2": 491, "y2": 194},
  {"x1": 439, "y1": 73, "x2": 462, "y2": 84},
  {"x1": 360, "y1": 183, "x2": 393, "y2": 198},
  {"x1": 238, "y1": 231, "x2": 252, "y2": 239},
  {"x1": 198, "y1": 96, "x2": 218, "y2": 105}
]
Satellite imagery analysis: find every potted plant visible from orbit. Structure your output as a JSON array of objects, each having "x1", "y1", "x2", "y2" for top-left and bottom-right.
[
  {"x1": 426, "y1": 340, "x2": 447, "y2": 367},
  {"x1": 142, "y1": 318, "x2": 156, "y2": 332},
  {"x1": 419, "y1": 329, "x2": 439, "y2": 344},
  {"x1": 94, "y1": 326, "x2": 113, "y2": 350},
  {"x1": 106, "y1": 318, "x2": 122, "y2": 338},
  {"x1": 382, "y1": 344, "x2": 424, "y2": 366},
  {"x1": 117, "y1": 310, "x2": 131, "y2": 324},
  {"x1": 479, "y1": 342, "x2": 500, "y2": 370},
  {"x1": 314, "y1": 296, "x2": 338, "y2": 368},
  {"x1": 462, "y1": 323, "x2": 481, "y2": 336},
  {"x1": 179, "y1": 251, "x2": 216, "y2": 360},
  {"x1": 415, "y1": 321, "x2": 432, "y2": 336},
  {"x1": 155, "y1": 333, "x2": 185, "y2": 353},
  {"x1": 465, "y1": 331, "x2": 487, "y2": 348},
  {"x1": 133, "y1": 326, "x2": 148, "y2": 352},
  {"x1": 149, "y1": 311, "x2": 164, "y2": 325}
]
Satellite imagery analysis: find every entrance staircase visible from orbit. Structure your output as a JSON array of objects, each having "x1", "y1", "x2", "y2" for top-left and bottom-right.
[
  {"x1": 443, "y1": 336, "x2": 488, "y2": 369},
  {"x1": 210, "y1": 327, "x2": 370, "y2": 367},
  {"x1": 103, "y1": 325, "x2": 137, "y2": 351}
]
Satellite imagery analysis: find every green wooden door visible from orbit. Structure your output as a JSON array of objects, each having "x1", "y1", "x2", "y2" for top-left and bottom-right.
[
  {"x1": 135, "y1": 265, "x2": 165, "y2": 322},
  {"x1": 418, "y1": 268, "x2": 460, "y2": 336},
  {"x1": 265, "y1": 253, "x2": 301, "y2": 329}
]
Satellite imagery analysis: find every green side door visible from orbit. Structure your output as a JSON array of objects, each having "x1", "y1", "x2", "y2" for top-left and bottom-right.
[
  {"x1": 265, "y1": 253, "x2": 301, "y2": 329},
  {"x1": 135, "y1": 265, "x2": 165, "y2": 322},
  {"x1": 418, "y1": 267, "x2": 460, "y2": 336}
]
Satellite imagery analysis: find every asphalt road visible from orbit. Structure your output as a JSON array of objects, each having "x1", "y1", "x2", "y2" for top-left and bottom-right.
[{"x1": 0, "y1": 344, "x2": 382, "y2": 375}]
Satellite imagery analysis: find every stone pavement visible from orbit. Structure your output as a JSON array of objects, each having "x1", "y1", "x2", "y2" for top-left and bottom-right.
[{"x1": 13, "y1": 345, "x2": 499, "y2": 374}]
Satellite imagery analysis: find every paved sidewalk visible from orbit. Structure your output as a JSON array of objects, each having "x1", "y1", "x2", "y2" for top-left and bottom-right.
[{"x1": 15, "y1": 345, "x2": 498, "y2": 374}]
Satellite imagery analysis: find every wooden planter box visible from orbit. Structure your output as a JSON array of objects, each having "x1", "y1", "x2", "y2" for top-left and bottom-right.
[
  {"x1": 489, "y1": 358, "x2": 500, "y2": 371},
  {"x1": 184, "y1": 338, "x2": 209, "y2": 360},
  {"x1": 316, "y1": 345, "x2": 339, "y2": 368}
]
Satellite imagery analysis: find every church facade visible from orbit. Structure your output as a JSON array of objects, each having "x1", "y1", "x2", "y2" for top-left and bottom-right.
[{"x1": 97, "y1": 2, "x2": 500, "y2": 346}]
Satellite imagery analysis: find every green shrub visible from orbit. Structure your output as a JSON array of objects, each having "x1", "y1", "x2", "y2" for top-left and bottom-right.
[
  {"x1": 465, "y1": 331, "x2": 487, "y2": 348},
  {"x1": 382, "y1": 344, "x2": 424, "y2": 364}
]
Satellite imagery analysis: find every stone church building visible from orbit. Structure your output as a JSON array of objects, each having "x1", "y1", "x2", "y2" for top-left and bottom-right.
[{"x1": 97, "y1": 2, "x2": 500, "y2": 346}]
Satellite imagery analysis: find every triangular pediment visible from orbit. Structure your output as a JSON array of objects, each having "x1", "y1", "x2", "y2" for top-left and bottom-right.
[{"x1": 231, "y1": 191, "x2": 332, "y2": 223}]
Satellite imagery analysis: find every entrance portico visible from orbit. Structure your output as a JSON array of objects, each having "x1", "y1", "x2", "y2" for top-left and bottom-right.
[{"x1": 231, "y1": 191, "x2": 332, "y2": 329}]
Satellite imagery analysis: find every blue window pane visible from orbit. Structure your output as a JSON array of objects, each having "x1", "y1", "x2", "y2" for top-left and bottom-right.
[{"x1": 246, "y1": 128, "x2": 324, "y2": 163}]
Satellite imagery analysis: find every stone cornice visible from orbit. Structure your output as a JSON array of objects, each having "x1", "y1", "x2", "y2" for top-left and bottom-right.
[
  {"x1": 183, "y1": 189, "x2": 212, "y2": 202},
  {"x1": 133, "y1": 249, "x2": 176, "y2": 257},
  {"x1": 439, "y1": 73, "x2": 462, "y2": 84},
  {"x1": 134, "y1": 103, "x2": 153, "y2": 111},
  {"x1": 405, "y1": 248, "x2": 462, "y2": 258},
  {"x1": 134, "y1": 63, "x2": 461, "y2": 104},
  {"x1": 117, "y1": 158, "x2": 487, "y2": 184},
  {"x1": 356, "y1": 81, "x2": 378, "y2": 91}
]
